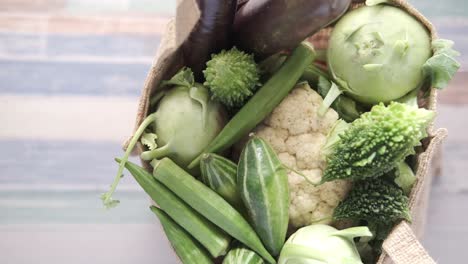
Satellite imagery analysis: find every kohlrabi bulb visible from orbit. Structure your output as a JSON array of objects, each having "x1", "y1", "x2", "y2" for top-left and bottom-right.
[
  {"x1": 103, "y1": 68, "x2": 226, "y2": 208},
  {"x1": 150, "y1": 83, "x2": 227, "y2": 168},
  {"x1": 203, "y1": 47, "x2": 260, "y2": 108},
  {"x1": 327, "y1": 5, "x2": 431, "y2": 104},
  {"x1": 278, "y1": 224, "x2": 372, "y2": 264}
]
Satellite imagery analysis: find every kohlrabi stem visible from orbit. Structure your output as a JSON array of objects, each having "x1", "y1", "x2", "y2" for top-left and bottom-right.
[
  {"x1": 318, "y1": 82, "x2": 342, "y2": 117},
  {"x1": 101, "y1": 113, "x2": 158, "y2": 209},
  {"x1": 140, "y1": 144, "x2": 171, "y2": 161}
]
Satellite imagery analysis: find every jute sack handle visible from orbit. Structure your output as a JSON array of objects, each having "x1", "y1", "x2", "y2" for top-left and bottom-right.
[
  {"x1": 377, "y1": 128, "x2": 447, "y2": 264},
  {"x1": 383, "y1": 221, "x2": 436, "y2": 264}
]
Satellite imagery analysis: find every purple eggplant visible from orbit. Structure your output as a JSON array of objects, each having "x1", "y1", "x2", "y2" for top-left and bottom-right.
[
  {"x1": 177, "y1": 0, "x2": 237, "y2": 80},
  {"x1": 233, "y1": 0, "x2": 351, "y2": 57}
]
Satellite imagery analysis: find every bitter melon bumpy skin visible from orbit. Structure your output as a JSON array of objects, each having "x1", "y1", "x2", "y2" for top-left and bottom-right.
[{"x1": 322, "y1": 102, "x2": 435, "y2": 183}]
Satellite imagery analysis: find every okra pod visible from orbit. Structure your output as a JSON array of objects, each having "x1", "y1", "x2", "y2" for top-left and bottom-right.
[
  {"x1": 153, "y1": 158, "x2": 276, "y2": 264},
  {"x1": 118, "y1": 159, "x2": 231, "y2": 258},
  {"x1": 151, "y1": 207, "x2": 213, "y2": 264}
]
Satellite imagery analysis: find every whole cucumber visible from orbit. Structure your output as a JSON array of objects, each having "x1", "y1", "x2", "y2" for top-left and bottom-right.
[
  {"x1": 238, "y1": 137, "x2": 289, "y2": 257},
  {"x1": 233, "y1": 0, "x2": 351, "y2": 57}
]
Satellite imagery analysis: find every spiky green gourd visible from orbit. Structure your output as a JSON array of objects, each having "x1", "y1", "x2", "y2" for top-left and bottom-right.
[
  {"x1": 333, "y1": 178, "x2": 410, "y2": 224},
  {"x1": 203, "y1": 47, "x2": 260, "y2": 108},
  {"x1": 322, "y1": 102, "x2": 435, "y2": 183}
]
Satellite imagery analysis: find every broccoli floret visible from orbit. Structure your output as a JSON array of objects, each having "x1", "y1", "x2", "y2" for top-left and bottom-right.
[
  {"x1": 203, "y1": 47, "x2": 260, "y2": 108},
  {"x1": 333, "y1": 178, "x2": 410, "y2": 224},
  {"x1": 322, "y1": 102, "x2": 435, "y2": 183}
]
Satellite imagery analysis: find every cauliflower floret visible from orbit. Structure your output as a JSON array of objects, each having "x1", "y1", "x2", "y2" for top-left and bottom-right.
[{"x1": 252, "y1": 83, "x2": 351, "y2": 228}]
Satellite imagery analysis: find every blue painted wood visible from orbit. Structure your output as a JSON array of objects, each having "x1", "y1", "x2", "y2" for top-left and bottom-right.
[
  {"x1": 0, "y1": 140, "x2": 140, "y2": 185},
  {"x1": 0, "y1": 60, "x2": 150, "y2": 95},
  {"x1": 46, "y1": 33, "x2": 161, "y2": 58}
]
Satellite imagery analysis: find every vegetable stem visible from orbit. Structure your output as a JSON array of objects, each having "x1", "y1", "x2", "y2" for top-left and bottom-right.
[
  {"x1": 101, "y1": 113, "x2": 157, "y2": 208},
  {"x1": 140, "y1": 144, "x2": 171, "y2": 161}
]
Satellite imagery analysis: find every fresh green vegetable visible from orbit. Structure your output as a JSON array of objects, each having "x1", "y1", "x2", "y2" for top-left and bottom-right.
[
  {"x1": 259, "y1": 53, "x2": 329, "y2": 87},
  {"x1": 327, "y1": 5, "x2": 432, "y2": 104},
  {"x1": 117, "y1": 158, "x2": 231, "y2": 257},
  {"x1": 200, "y1": 153, "x2": 244, "y2": 211},
  {"x1": 322, "y1": 102, "x2": 435, "y2": 183},
  {"x1": 333, "y1": 178, "x2": 411, "y2": 224},
  {"x1": 394, "y1": 161, "x2": 416, "y2": 195},
  {"x1": 189, "y1": 42, "x2": 316, "y2": 169},
  {"x1": 301, "y1": 64, "x2": 331, "y2": 87},
  {"x1": 203, "y1": 47, "x2": 260, "y2": 108},
  {"x1": 318, "y1": 76, "x2": 364, "y2": 122},
  {"x1": 223, "y1": 246, "x2": 264, "y2": 264},
  {"x1": 333, "y1": 177, "x2": 411, "y2": 263},
  {"x1": 422, "y1": 39, "x2": 461, "y2": 89},
  {"x1": 102, "y1": 68, "x2": 227, "y2": 208},
  {"x1": 278, "y1": 224, "x2": 372, "y2": 264},
  {"x1": 151, "y1": 207, "x2": 213, "y2": 264},
  {"x1": 238, "y1": 137, "x2": 289, "y2": 257},
  {"x1": 152, "y1": 158, "x2": 275, "y2": 264}
]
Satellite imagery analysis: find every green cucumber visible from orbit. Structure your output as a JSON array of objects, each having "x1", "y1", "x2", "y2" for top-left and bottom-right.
[
  {"x1": 238, "y1": 137, "x2": 289, "y2": 257},
  {"x1": 153, "y1": 158, "x2": 276, "y2": 264},
  {"x1": 117, "y1": 159, "x2": 230, "y2": 257},
  {"x1": 222, "y1": 246, "x2": 265, "y2": 264},
  {"x1": 151, "y1": 207, "x2": 213, "y2": 264},
  {"x1": 200, "y1": 153, "x2": 244, "y2": 211},
  {"x1": 188, "y1": 42, "x2": 316, "y2": 169}
]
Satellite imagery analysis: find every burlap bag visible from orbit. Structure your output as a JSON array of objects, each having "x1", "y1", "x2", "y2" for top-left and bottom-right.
[{"x1": 126, "y1": 0, "x2": 447, "y2": 263}]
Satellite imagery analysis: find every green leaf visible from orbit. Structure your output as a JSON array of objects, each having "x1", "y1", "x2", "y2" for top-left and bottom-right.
[
  {"x1": 422, "y1": 39, "x2": 460, "y2": 90},
  {"x1": 394, "y1": 161, "x2": 416, "y2": 195},
  {"x1": 141, "y1": 132, "x2": 158, "y2": 151},
  {"x1": 161, "y1": 67, "x2": 195, "y2": 88}
]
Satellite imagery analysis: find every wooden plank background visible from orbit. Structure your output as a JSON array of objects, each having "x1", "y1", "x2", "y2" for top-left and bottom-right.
[{"x1": 0, "y1": 0, "x2": 466, "y2": 263}]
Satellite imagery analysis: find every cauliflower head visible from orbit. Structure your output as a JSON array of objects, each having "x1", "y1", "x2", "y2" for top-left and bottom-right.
[{"x1": 252, "y1": 83, "x2": 351, "y2": 228}]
